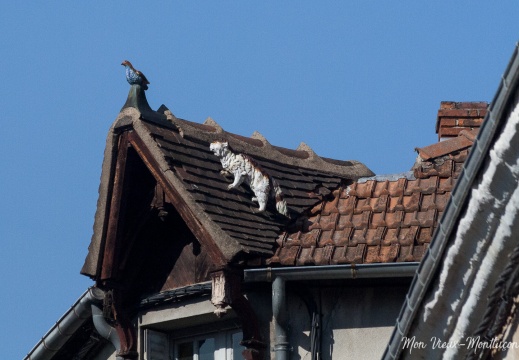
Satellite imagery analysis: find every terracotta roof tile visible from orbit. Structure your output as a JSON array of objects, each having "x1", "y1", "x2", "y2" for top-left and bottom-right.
[
  {"x1": 268, "y1": 124, "x2": 480, "y2": 266},
  {"x1": 276, "y1": 246, "x2": 299, "y2": 266},
  {"x1": 414, "y1": 129, "x2": 477, "y2": 180},
  {"x1": 416, "y1": 130, "x2": 476, "y2": 160}
]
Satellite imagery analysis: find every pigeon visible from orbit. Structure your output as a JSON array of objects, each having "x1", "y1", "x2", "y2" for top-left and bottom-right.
[{"x1": 121, "y1": 60, "x2": 150, "y2": 90}]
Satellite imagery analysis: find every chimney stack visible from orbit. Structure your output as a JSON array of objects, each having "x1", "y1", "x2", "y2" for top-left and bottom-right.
[{"x1": 436, "y1": 101, "x2": 488, "y2": 141}]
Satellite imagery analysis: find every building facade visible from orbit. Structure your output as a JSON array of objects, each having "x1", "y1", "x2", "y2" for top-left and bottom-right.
[{"x1": 28, "y1": 44, "x2": 519, "y2": 359}]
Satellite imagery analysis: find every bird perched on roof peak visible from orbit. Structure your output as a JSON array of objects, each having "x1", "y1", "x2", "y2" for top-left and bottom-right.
[{"x1": 121, "y1": 60, "x2": 150, "y2": 90}]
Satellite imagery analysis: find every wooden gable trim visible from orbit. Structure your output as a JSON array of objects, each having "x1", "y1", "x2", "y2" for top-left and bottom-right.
[
  {"x1": 126, "y1": 130, "x2": 228, "y2": 268},
  {"x1": 101, "y1": 131, "x2": 130, "y2": 280}
]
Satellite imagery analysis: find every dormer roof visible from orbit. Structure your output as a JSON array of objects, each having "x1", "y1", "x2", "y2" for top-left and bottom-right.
[{"x1": 81, "y1": 87, "x2": 374, "y2": 278}]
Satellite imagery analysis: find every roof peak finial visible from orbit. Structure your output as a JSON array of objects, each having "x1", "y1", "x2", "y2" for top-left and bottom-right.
[
  {"x1": 121, "y1": 84, "x2": 154, "y2": 114},
  {"x1": 120, "y1": 60, "x2": 154, "y2": 114}
]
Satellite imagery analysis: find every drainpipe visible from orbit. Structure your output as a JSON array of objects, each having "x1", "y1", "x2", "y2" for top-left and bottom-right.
[
  {"x1": 272, "y1": 276, "x2": 289, "y2": 360},
  {"x1": 25, "y1": 287, "x2": 123, "y2": 360},
  {"x1": 91, "y1": 303, "x2": 122, "y2": 359}
]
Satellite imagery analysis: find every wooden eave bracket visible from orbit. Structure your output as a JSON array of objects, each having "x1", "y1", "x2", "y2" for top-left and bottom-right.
[{"x1": 210, "y1": 270, "x2": 266, "y2": 360}]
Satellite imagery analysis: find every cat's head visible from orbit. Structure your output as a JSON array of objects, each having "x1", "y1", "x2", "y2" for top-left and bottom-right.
[{"x1": 209, "y1": 141, "x2": 229, "y2": 157}]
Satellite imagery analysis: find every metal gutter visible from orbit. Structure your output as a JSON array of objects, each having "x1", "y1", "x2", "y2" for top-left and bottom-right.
[
  {"x1": 244, "y1": 262, "x2": 420, "y2": 283},
  {"x1": 25, "y1": 288, "x2": 102, "y2": 360},
  {"x1": 25, "y1": 287, "x2": 121, "y2": 360},
  {"x1": 383, "y1": 42, "x2": 519, "y2": 360}
]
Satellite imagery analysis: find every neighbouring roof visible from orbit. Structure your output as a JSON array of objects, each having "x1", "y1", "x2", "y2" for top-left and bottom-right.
[{"x1": 268, "y1": 126, "x2": 479, "y2": 266}]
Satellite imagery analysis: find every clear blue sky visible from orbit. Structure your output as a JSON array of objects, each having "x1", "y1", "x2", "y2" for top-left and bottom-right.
[{"x1": 2, "y1": 2, "x2": 518, "y2": 358}]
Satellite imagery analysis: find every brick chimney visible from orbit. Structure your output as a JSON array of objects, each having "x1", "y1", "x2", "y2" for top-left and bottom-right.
[{"x1": 436, "y1": 101, "x2": 488, "y2": 141}]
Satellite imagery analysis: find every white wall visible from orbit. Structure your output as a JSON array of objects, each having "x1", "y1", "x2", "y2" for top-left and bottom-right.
[{"x1": 285, "y1": 283, "x2": 409, "y2": 359}]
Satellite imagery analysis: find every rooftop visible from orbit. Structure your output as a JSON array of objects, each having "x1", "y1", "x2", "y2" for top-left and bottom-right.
[{"x1": 82, "y1": 85, "x2": 488, "y2": 279}]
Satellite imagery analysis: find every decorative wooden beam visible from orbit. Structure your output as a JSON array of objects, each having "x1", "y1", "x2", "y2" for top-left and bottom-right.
[
  {"x1": 152, "y1": 182, "x2": 169, "y2": 221},
  {"x1": 101, "y1": 132, "x2": 130, "y2": 280},
  {"x1": 210, "y1": 270, "x2": 238, "y2": 317},
  {"x1": 210, "y1": 270, "x2": 266, "y2": 360},
  {"x1": 112, "y1": 288, "x2": 138, "y2": 359}
]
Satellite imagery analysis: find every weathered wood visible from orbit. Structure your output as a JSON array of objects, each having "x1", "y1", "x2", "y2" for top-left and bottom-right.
[
  {"x1": 117, "y1": 207, "x2": 154, "y2": 271},
  {"x1": 210, "y1": 270, "x2": 266, "y2": 360},
  {"x1": 112, "y1": 287, "x2": 138, "y2": 359},
  {"x1": 101, "y1": 132, "x2": 130, "y2": 280},
  {"x1": 161, "y1": 242, "x2": 197, "y2": 291}
]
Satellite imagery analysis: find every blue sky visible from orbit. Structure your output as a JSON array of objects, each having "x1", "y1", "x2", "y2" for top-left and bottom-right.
[{"x1": 2, "y1": 2, "x2": 518, "y2": 358}]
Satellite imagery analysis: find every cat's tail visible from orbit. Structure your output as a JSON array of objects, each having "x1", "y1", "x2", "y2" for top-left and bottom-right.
[{"x1": 272, "y1": 178, "x2": 290, "y2": 218}]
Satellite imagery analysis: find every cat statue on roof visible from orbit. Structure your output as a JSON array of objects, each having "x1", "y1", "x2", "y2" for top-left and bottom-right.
[{"x1": 209, "y1": 141, "x2": 289, "y2": 218}]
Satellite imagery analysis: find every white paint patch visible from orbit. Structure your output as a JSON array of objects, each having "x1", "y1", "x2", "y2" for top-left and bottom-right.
[{"x1": 445, "y1": 113, "x2": 519, "y2": 357}]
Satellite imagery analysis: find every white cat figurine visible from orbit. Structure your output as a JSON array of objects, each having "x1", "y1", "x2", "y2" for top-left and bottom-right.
[{"x1": 209, "y1": 141, "x2": 289, "y2": 217}]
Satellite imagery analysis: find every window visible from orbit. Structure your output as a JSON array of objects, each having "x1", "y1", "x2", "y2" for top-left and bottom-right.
[
  {"x1": 174, "y1": 330, "x2": 244, "y2": 360},
  {"x1": 144, "y1": 329, "x2": 245, "y2": 360}
]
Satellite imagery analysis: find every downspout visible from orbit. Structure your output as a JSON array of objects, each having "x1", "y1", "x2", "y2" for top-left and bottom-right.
[
  {"x1": 272, "y1": 276, "x2": 289, "y2": 360},
  {"x1": 244, "y1": 263, "x2": 419, "y2": 360},
  {"x1": 25, "y1": 287, "x2": 123, "y2": 360},
  {"x1": 91, "y1": 304, "x2": 122, "y2": 360}
]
